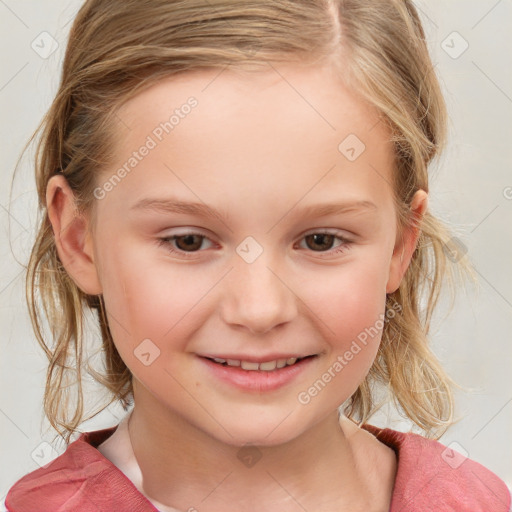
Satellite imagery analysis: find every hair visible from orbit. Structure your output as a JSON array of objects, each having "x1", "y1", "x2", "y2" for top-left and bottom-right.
[{"x1": 20, "y1": 0, "x2": 476, "y2": 444}]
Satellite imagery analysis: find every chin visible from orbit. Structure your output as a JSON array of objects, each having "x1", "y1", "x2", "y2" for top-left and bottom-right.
[{"x1": 206, "y1": 413, "x2": 308, "y2": 449}]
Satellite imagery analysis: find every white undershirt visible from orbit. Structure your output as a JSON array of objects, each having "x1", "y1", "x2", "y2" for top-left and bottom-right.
[{"x1": 97, "y1": 411, "x2": 181, "y2": 512}]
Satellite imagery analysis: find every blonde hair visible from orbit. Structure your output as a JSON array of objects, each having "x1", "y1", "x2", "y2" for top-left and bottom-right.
[{"x1": 22, "y1": 0, "x2": 475, "y2": 444}]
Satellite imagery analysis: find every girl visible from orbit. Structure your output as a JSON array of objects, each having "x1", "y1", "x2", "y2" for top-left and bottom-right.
[{"x1": 5, "y1": 0, "x2": 511, "y2": 511}]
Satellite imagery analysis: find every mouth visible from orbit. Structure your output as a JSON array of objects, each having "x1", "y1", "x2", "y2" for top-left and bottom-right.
[
  {"x1": 198, "y1": 354, "x2": 319, "y2": 392},
  {"x1": 201, "y1": 354, "x2": 317, "y2": 371}
]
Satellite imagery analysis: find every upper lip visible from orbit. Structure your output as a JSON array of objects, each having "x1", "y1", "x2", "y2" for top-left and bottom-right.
[{"x1": 198, "y1": 353, "x2": 317, "y2": 363}]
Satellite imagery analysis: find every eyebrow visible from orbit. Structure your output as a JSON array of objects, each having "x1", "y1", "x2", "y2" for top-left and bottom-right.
[{"x1": 130, "y1": 197, "x2": 378, "y2": 222}]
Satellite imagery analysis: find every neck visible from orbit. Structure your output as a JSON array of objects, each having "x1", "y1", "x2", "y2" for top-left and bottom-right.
[{"x1": 127, "y1": 388, "x2": 395, "y2": 512}]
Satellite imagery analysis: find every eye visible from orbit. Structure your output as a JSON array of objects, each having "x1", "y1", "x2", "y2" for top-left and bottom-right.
[
  {"x1": 158, "y1": 229, "x2": 352, "y2": 259},
  {"x1": 158, "y1": 233, "x2": 213, "y2": 259},
  {"x1": 296, "y1": 230, "x2": 352, "y2": 257}
]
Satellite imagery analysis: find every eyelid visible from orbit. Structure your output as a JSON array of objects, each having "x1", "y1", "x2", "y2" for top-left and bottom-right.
[{"x1": 301, "y1": 227, "x2": 350, "y2": 238}]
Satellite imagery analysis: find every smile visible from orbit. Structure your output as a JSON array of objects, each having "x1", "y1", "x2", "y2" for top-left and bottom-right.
[
  {"x1": 199, "y1": 355, "x2": 318, "y2": 392},
  {"x1": 207, "y1": 356, "x2": 314, "y2": 371}
]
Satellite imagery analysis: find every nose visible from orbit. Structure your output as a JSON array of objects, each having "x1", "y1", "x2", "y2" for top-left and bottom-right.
[{"x1": 220, "y1": 255, "x2": 297, "y2": 335}]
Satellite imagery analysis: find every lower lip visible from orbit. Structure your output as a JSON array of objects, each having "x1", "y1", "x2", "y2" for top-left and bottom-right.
[{"x1": 199, "y1": 356, "x2": 317, "y2": 392}]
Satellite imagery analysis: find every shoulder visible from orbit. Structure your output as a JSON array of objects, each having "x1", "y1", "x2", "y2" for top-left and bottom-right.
[
  {"x1": 4, "y1": 427, "x2": 157, "y2": 512},
  {"x1": 362, "y1": 424, "x2": 512, "y2": 512}
]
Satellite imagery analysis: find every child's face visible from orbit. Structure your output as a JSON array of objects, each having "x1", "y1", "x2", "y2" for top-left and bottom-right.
[{"x1": 85, "y1": 63, "x2": 420, "y2": 444}]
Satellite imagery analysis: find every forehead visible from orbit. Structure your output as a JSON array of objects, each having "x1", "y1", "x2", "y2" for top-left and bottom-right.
[
  {"x1": 103, "y1": 63, "x2": 396, "y2": 222},
  {"x1": 116, "y1": 63, "x2": 386, "y2": 142}
]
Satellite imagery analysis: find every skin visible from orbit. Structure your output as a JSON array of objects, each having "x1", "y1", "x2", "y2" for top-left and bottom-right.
[{"x1": 46, "y1": 61, "x2": 427, "y2": 511}]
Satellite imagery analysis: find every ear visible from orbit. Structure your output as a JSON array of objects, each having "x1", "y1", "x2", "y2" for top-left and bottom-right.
[
  {"x1": 386, "y1": 189, "x2": 428, "y2": 294},
  {"x1": 46, "y1": 174, "x2": 102, "y2": 295}
]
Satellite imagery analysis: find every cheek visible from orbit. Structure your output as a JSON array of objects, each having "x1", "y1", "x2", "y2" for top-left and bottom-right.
[
  {"x1": 96, "y1": 238, "x2": 217, "y2": 355},
  {"x1": 300, "y1": 252, "x2": 390, "y2": 391},
  {"x1": 311, "y1": 251, "x2": 389, "y2": 337}
]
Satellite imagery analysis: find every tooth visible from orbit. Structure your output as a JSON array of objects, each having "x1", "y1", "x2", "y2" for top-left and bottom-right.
[
  {"x1": 259, "y1": 360, "x2": 277, "y2": 371},
  {"x1": 241, "y1": 361, "x2": 260, "y2": 371},
  {"x1": 221, "y1": 358, "x2": 302, "y2": 370}
]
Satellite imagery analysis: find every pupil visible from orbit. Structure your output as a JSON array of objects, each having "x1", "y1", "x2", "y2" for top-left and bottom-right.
[
  {"x1": 176, "y1": 234, "x2": 202, "y2": 251},
  {"x1": 307, "y1": 233, "x2": 334, "y2": 251}
]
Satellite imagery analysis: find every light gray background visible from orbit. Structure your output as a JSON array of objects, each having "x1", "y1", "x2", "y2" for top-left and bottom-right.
[{"x1": 1, "y1": 0, "x2": 511, "y2": 502}]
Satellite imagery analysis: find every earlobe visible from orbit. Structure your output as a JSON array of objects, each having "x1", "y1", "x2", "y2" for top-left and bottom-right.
[
  {"x1": 386, "y1": 190, "x2": 428, "y2": 294},
  {"x1": 46, "y1": 175, "x2": 102, "y2": 295}
]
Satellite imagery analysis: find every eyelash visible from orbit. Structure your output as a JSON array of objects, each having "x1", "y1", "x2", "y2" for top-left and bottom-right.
[{"x1": 157, "y1": 230, "x2": 353, "y2": 259}]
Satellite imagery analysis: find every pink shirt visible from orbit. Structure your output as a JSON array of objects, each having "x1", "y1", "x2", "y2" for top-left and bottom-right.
[{"x1": 5, "y1": 423, "x2": 511, "y2": 511}]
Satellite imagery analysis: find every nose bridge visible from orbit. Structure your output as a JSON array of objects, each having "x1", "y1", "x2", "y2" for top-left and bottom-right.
[{"x1": 220, "y1": 240, "x2": 297, "y2": 334}]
